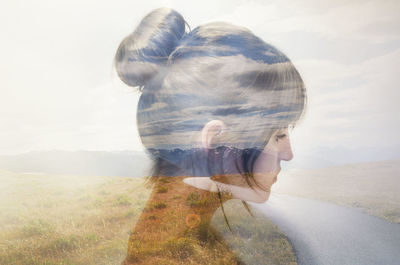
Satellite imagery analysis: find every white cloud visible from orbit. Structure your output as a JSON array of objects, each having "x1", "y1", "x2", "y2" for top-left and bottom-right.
[{"x1": 0, "y1": 0, "x2": 398, "y2": 163}]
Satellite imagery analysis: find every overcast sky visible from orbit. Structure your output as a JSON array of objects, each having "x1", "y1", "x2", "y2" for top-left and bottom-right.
[{"x1": 1, "y1": 0, "x2": 399, "y2": 164}]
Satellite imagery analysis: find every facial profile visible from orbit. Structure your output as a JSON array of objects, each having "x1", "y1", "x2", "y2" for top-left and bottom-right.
[
  {"x1": 183, "y1": 126, "x2": 293, "y2": 203},
  {"x1": 251, "y1": 127, "x2": 293, "y2": 201}
]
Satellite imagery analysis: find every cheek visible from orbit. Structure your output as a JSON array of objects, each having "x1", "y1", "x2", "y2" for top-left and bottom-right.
[{"x1": 253, "y1": 149, "x2": 280, "y2": 174}]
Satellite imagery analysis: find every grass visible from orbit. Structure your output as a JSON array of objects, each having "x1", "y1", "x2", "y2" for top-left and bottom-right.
[
  {"x1": 0, "y1": 170, "x2": 297, "y2": 265},
  {"x1": 186, "y1": 192, "x2": 210, "y2": 208},
  {"x1": 158, "y1": 178, "x2": 171, "y2": 184},
  {"x1": 124, "y1": 196, "x2": 297, "y2": 265},
  {"x1": 122, "y1": 176, "x2": 297, "y2": 265},
  {"x1": 153, "y1": 202, "x2": 167, "y2": 209},
  {"x1": 0, "y1": 170, "x2": 151, "y2": 265},
  {"x1": 211, "y1": 200, "x2": 297, "y2": 265},
  {"x1": 20, "y1": 218, "x2": 54, "y2": 237},
  {"x1": 113, "y1": 194, "x2": 133, "y2": 206},
  {"x1": 157, "y1": 186, "x2": 169, "y2": 193},
  {"x1": 162, "y1": 237, "x2": 199, "y2": 259},
  {"x1": 186, "y1": 192, "x2": 200, "y2": 206}
]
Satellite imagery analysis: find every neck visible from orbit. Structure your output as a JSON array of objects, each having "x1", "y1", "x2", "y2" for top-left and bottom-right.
[{"x1": 123, "y1": 176, "x2": 232, "y2": 264}]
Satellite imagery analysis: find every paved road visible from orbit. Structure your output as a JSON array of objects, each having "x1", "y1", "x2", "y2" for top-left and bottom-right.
[{"x1": 251, "y1": 194, "x2": 400, "y2": 265}]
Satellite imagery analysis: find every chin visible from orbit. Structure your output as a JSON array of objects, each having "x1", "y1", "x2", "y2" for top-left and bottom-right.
[
  {"x1": 250, "y1": 190, "x2": 271, "y2": 203},
  {"x1": 250, "y1": 174, "x2": 278, "y2": 203}
]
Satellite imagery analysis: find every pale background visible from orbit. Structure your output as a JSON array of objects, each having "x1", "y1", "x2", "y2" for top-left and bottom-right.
[{"x1": 1, "y1": 0, "x2": 399, "y2": 168}]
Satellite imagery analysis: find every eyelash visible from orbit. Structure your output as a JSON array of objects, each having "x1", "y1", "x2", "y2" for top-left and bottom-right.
[{"x1": 275, "y1": 133, "x2": 286, "y2": 141}]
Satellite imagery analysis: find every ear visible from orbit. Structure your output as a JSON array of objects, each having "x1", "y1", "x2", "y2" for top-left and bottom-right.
[{"x1": 201, "y1": 120, "x2": 226, "y2": 149}]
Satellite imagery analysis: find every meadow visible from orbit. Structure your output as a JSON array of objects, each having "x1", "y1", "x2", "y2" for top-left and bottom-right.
[
  {"x1": 274, "y1": 160, "x2": 400, "y2": 223},
  {"x1": 0, "y1": 170, "x2": 150, "y2": 265},
  {"x1": 0, "y1": 171, "x2": 296, "y2": 265}
]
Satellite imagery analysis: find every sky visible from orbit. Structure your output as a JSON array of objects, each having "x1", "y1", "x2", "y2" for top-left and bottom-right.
[{"x1": 1, "y1": 0, "x2": 399, "y2": 165}]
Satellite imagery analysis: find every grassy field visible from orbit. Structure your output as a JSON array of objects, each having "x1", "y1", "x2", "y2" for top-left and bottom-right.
[
  {"x1": 0, "y1": 170, "x2": 151, "y2": 265},
  {"x1": 0, "y1": 171, "x2": 296, "y2": 265},
  {"x1": 3, "y1": 160, "x2": 397, "y2": 265},
  {"x1": 274, "y1": 160, "x2": 400, "y2": 223},
  {"x1": 212, "y1": 200, "x2": 297, "y2": 265}
]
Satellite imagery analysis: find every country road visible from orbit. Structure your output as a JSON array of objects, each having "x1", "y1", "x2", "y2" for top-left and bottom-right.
[{"x1": 251, "y1": 194, "x2": 400, "y2": 265}]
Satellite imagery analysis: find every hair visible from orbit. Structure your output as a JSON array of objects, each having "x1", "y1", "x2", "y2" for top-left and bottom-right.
[{"x1": 114, "y1": 7, "x2": 306, "y2": 184}]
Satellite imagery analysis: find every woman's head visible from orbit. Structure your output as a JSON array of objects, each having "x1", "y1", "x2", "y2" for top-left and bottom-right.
[{"x1": 114, "y1": 7, "x2": 306, "y2": 182}]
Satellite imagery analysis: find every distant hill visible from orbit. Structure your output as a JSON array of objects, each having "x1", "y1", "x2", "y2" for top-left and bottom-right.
[
  {"x1": 284, "y1": 145, "x2": 400, "y2": 170},
  {"x1": 0, "y1": 150, "x2": 152, "y2": 177}
]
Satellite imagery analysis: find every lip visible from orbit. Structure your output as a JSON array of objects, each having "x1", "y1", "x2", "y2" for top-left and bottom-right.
[
  {"x1": 273, "y1": 165, "x2": 281, "y2": 184},
  {"x1": 273, "y1": 175, "x2": 278, "y2": 184}
]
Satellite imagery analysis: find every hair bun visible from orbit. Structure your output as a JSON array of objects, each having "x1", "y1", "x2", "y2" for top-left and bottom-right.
[{"x1": 115, "y1": 8, "x2": 187, "y2": 88}]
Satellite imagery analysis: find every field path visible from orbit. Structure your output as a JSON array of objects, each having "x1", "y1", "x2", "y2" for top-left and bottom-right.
[{"x1": 251, "y1": 194, "x2": 400, "y2": 265}]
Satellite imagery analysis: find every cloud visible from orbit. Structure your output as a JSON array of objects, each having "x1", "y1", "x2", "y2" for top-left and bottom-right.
[
  {"x1": 291, "y1": 47, "x2": 400, "y2": 154},
  {"x1": 212, "y1": 106, "x2": 259, "y2": 116},
  {"x1": 0, "y1": 0, "x2": 398, "y2": 163}
]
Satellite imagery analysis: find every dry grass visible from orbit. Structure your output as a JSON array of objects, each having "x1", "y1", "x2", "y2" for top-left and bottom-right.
[
  {"x1": 122, "y1": 176, "x2": 297, "y2": 265},
  {"x1": 0, "y1": 172, "x2": 297, "y2": 265},
  {"x1": 0, "y1": 170, "x2": 151, "y2": 265}
]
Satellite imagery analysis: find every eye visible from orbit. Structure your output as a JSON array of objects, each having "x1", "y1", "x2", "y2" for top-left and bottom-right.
[{"x1": 275, "y1": 133, "x2": 287, "y2": 142}]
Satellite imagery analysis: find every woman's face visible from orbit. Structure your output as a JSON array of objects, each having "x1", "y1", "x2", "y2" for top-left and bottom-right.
[
  {"x1": 250, "y1": 128, "x2": 293, "y2": 201},
  {"x1": 185, "y1": 127, "x2": 294, "y2": 203}
]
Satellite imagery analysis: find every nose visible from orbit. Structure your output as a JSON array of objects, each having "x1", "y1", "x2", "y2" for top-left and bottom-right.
[
  {"x1": 280, "y1": 145, "x2": 293, "y2": 161},
  {"x1": 278, "y1": 131, "x2": 294, "y2": 161}
]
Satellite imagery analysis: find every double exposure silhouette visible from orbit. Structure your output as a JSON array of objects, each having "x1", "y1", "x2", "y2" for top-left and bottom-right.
[{"x1": 115, "y1": 7, "x2": 306, "y2": 264}]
